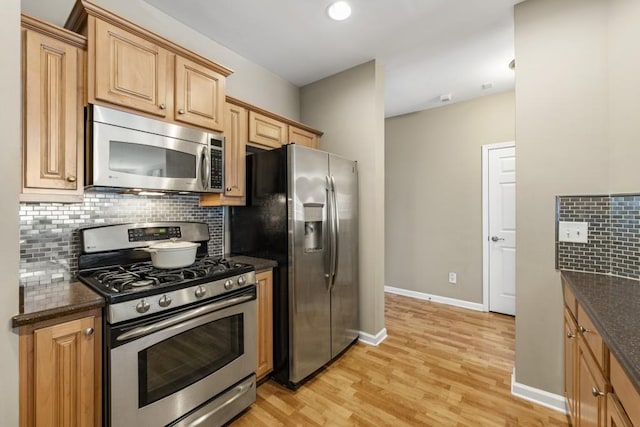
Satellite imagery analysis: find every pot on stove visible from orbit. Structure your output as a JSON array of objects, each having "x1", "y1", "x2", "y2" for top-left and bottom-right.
[{"x1": 140, "y1": 239, "x2": 200, "y2": 269}]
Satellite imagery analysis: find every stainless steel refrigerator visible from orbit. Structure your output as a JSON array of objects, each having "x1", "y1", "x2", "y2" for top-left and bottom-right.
[{"x1": 230, "y1": 144, "x2": 359, "y2": 388}]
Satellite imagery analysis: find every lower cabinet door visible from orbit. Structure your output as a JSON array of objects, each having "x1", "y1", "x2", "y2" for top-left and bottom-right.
[
  {"x1": 577, "y1": 341, "x2": 608, "y2": 427},
  {"x1": 33, "y1": 316, "x2": 98, "y2": 426},
  {"x1": 607, "y1": 394, "x2": 633, "y2": 427},
  {"x1": 256, "y1": 270, "x2": 273, "y2": 380}
]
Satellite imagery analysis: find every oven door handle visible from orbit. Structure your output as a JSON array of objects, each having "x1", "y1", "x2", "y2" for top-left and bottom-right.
[{"x1": 116, "y1": 293, "x2": 254, "y2": 342}]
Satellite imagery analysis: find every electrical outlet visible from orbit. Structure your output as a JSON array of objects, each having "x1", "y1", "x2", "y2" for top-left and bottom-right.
[
  {"x1": 558, "y1": 221, "x2": 589, "y2": 243},
  {"x1": 448, "y1": 272, "x2": 457, "y2": 284}
]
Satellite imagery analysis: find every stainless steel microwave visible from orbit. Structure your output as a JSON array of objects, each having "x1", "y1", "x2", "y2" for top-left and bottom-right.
[{"x1": 85, "y1": 104, "x2": 224, "y2": 194}]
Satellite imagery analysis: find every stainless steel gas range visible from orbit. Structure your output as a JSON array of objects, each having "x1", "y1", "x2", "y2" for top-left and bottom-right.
[{"x1": 77, "y1": 222, "x2": 256, "y2": 427}]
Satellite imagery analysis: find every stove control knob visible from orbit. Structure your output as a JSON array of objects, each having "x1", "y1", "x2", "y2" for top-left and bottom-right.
[
  {"x1": 195, "y1": 286, "x2": 207, "y2": 298},
  {"x1": 237, "y1": 275, "x2": 246, "y2": 286},
  {"x1": 224, "y1": 279, "x2": 233, "y2": 290},
  {"x1": 158, "y1": 295, "x2": 172, "y2": 308},
  {"x1": 136, "y1": 300, "x2": 150, "y2": 314}
]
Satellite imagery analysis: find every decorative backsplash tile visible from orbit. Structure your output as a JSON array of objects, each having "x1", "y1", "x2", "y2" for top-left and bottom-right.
[
  {"x1": 557, "y1": 194, "x2": 640, "y2": 280},
  {"x1": 19, "y1": 192, "x2": 223, "y2": 287},
  {"x1": 557, "y1": 196, "x2": 610, "y2": 274}
]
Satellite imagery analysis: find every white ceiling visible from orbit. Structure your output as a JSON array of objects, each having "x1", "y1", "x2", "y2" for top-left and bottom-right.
[
  {"x1": 20, "y1": 0, "x2": 519, "y2": 118},
  {"x1": 143, "y1": 0, "x2": 518, "y2": 117}
]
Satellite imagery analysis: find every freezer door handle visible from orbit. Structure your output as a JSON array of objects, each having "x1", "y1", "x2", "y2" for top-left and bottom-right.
[
  {"x1": 330, "y1": 175, "x2": 340, "y2": 290},
  {"x1": 326, "y1": 175, "x2": 337, "y2": 291}
]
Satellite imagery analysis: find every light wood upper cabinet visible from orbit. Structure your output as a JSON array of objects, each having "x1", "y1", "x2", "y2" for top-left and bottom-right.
[
  {"x1": 92, "y1": 19, "x2": 169, "y2": 118},
  {"x1": 21, "y1": 15, "x2": 85, "y2": 203},
  {"x1": 69, "y1": 0, "x2": 232, "y2": 132},
  {"x1": 20, "y1": 309, "x2": 102, "y2": 427},
  {"x1": 249, "y1": 111, "x2": 288, "y2": 149},
  {"x1": 289, "y1": 125, "x2": 319, "y2": 149},
  {"x1": 174, "y1": 56, "x2": 225, "y2": 131},
  {"x1": 256, "y1": 270, "x2": 274, "y2": 381},
  {"x1": 200, "y1": 101, "x2": 247, "y2": 207},
  {"x1": 223, "y1": 102, "x2": 247, "y2": 198}
]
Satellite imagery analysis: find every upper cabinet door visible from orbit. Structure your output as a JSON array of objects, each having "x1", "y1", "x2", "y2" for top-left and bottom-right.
[
  {"x1": 23, "y1": 29, "x2": 81, "y2": 192},
  {"x1": 289, "y1": 126, "x2": 319, "y2": 149},
  {"x1": 93, "y1": 19, "x2": 168, "y2": 117},
  {"x1": 175, "y1": 56, "x2": 225, "y2": 132},
  {"x1": 224, "y1": 102, "x2": 247, "y2": 198},
  {"x1": 249, "y1": 111, "x2": 287, "y2": 149}
]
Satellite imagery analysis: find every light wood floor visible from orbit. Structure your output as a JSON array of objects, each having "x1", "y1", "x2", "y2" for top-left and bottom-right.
[{"x1": 232, "y1": 293, "x2": 569, "y2": 426}]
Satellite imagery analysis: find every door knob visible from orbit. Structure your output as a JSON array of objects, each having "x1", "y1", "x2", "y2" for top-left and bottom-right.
[{"x1": 491, "y1": 236, "x2": 505, "y2": 242}]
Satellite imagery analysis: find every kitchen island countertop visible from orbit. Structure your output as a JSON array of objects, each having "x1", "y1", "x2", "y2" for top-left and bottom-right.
[
  {"x1": 562, "y1": 270, "x2": 640, "y2": 394},
  {"x1": 12, "y1": 281, "x2": 105, "y2": 328}
]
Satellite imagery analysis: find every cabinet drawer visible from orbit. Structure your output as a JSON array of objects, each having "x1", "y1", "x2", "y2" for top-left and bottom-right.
[
  {"x1": 611, "y1": 353, "x2": 640, "y2": 426},
  {"x1": 578, "y1": 304, "x2": 606, "y2": 372}
]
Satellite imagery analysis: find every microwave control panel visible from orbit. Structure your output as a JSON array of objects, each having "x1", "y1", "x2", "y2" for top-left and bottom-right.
[{"x1": 210, "y1": 147, "x2": 223, "y2": 190}]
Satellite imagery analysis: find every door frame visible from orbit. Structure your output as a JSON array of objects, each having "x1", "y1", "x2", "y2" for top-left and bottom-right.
[{"x1": 482, "y1": 141, "x2": 515, "y2": 312}]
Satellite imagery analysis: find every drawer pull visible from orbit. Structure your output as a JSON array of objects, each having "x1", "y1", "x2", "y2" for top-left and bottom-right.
[
  {"x1": 579, "y1": 325, "x2": 590, "y2": 334},
  {"x1": 566, "y1": 332, "x2": 575, "y2": 339},
  {"x1": 591, "y1": 387, "x2": 605, "y2": 397}
]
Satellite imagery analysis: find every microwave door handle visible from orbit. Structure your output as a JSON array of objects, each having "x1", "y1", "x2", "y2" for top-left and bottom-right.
[{"x1": 199, "y1": 146, "x2": 209, "y2": 190}]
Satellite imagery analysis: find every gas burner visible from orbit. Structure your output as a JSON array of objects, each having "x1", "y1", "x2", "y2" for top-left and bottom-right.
[{"x1": 80, "y1": 256, "x2": 255, "y2": 297}]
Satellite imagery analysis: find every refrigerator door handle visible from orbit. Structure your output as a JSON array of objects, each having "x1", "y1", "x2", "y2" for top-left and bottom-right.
[
  {"x1": 325, "y1": 175, "x2": 335, "y2": 291},
  {"x1": 330, "y1": 176, "x2": 340, "y2": 290}
]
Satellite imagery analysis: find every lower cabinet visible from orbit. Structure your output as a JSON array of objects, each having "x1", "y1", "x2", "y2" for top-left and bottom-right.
[
  {"x1": 256, "y1": 269, "x2": 273, "y2": 380},
  {"x1": 577, "y1": 339, "x2": 608, "y2": 427},
  {"x1": 608, "y1": 394, "x2": 633, "y2": 427},
  {"x1": 564, "y1": 308, "x2": 578, "y2": 421},
  {"x1": 19, "y1": 309, "x2": 102, "y2": 427}
]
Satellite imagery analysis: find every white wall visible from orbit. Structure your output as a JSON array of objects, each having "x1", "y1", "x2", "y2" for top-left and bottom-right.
[
  {"x1": 385, "y1": 91, "x2": 515, "y2": 304},
  {"x1": 1, "y1": 0, "x2": 22, "y2": 425},
  {"x1": 300, "y1": 61, "x2": 387, "y2": 337},
  {"x1": 514, "y1": 0, "x2": 610, "y2": 394},
  {"x1": 20, "y1": 0, "x2": 301, "y2": 120}
]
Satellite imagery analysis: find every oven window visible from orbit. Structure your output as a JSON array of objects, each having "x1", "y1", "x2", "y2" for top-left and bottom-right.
[
  {"x1": 109, "y1": 140, "x2": 196, "y2": 179},
  {"x1": 138, "y1": 314, "x2": 244, "y2": 407}
]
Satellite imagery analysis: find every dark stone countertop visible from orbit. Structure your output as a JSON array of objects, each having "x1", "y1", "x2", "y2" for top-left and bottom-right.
[
  {"x1": 13, "y1": 281, "x2": 105, "y2": 328},
  {"x1": 227, "y1": 255, "x2": 278, "y2": 272},
  {"x1": 562, "y1": 270, "x2": 640, "y2": 394}
]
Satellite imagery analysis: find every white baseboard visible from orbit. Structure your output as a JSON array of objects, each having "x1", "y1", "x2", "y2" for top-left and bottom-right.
[
  {"x1": 510, "y1": 368, "x2": 568, "y2": 414},
  {"x1": 358, "y1": 328, "x2": 388, "y2": 346},
  {"x1": 384, "y1": 286, "x2": 485, "y2": 312}
]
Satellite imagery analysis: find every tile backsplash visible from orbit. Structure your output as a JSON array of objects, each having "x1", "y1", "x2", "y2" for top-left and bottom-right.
[
  {"x1": 557, "y1": 194, "x2": 640, "y2": 280},
  {"x1": 20, "y1": 192, "x2": 223, "y2": 287}
]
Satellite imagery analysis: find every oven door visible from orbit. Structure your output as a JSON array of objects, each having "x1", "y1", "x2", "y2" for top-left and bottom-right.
[{"x1": 108, "y1": 289, "x2": 256, "y2": 427}]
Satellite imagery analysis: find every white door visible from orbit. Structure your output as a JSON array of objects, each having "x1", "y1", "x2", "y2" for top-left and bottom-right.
[{"x1": 487, "y1": 145, "x2": 516, "y2": 315}]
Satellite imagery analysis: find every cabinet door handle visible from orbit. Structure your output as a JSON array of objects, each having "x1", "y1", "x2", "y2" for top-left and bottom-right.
[
  {"x1": 178, "y1": 108, "x2": 185, "y2": 115},
  {"x1": 566, "y1": 332, "x2": 575, "y2": 339},
  {"x1": 591, "y1": 387, "x2": 605, "y2": 397},
  {"x1": 579, "y1": 325, "x2": 590, "y2": 334},
  {"x1": 66, "y1": 175, "x2": 77, "y2": 183},
  {"x1": 84, "y1": 327, "x2": 94, "y2": 336},
  {"x1": 159, "y1": 103, "x2": 166, "y2": 110}
]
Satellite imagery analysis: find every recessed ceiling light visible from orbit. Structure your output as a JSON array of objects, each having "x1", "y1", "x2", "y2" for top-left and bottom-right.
[
  {"x1": 327, "y1": 1, "x2": 352, "y2": 21},
  {"x1": 481, "y1": 82, "x2": 494, "y2": 90},
  {"x1": 440, "y1": 94, "x2": 452, "y2": 102}
]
